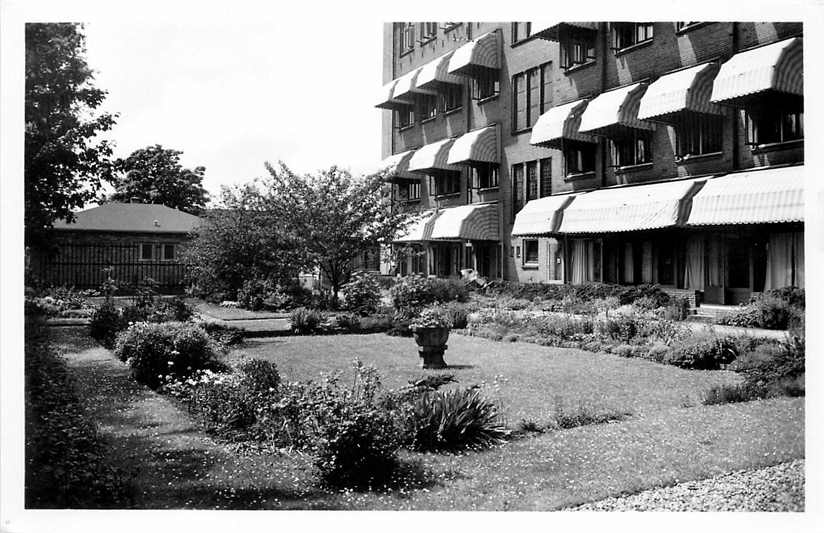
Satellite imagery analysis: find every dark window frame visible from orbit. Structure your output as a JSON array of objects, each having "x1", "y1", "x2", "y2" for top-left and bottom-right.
[
  {"x1": 611, "y1": 22, "x2": 655, "y2": 51},
  {"x1": 560, "y1": 27, "x2": 596, "y2": 71},
  {"x1": 431, "y1": 172, "x2": 461, "y2": 197},
  {"x1": 610, "y1": 130, "x2": 654, "y2": 168},
  {"x1": 523, "y1": 238, "x2": 539, "y2": 267},
  {"x1": 675, "y1": 112, "x2": 724, "y2": 159},
  {"x1": 563, "y1": 141, "x2": 597, "y2": 177},
  {"x1": 400, "y1": 23, "x2": 415, "y2": 55},
  {"x1": 745, "y1": 107, "x2": 804, "y2": 147},
  {"x1": 472, "y1": 70, "x2": 500, "y2": 101},
  {"x1": 139, "y1": 242, "x2": 154, "y2": 261},
  {"x1": 441, "y1": 84, "x2": 463, "y2": 113},
  {"x1": 472, "y1": 163, "x2": 500, "y2": 190}
]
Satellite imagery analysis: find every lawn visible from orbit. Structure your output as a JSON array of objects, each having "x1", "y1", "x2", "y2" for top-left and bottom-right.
[
  {"x1": 49, "y1": 327, "x2": 804, "y2": 510},
  {"x1": 228, "y1": 333, "x2": 742, "y2": 426}
]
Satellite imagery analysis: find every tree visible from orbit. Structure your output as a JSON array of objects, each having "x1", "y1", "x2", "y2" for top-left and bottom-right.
[
  {"x1": 263, "y1": 162, "x2": 414, "y2": 299},
  {"x1": 110, "y1": 145, "x2": 209, "y2": 214},
  {"x1": 25, "y1": 23, "x2": 118, "y2": 246},
  {"x1": 180, "y1": 182, "x2": 307, "y2": 299}
]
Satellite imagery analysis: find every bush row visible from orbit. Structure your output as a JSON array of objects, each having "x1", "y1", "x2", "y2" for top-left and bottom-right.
[
  {"x1": 483, "y1": 281, "x2": 671, "y2": 307},
  {"x1": 717, "y1": 288, "x2": 804, "y2": 330}
]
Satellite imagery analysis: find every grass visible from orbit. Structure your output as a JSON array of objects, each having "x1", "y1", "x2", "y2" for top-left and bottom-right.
[
  {"x1": 192, "y1": 300, "x2": 287, "y2": 321},
  {"x1": 48, "y1": 327, "x2": 805, "y2": 510}
]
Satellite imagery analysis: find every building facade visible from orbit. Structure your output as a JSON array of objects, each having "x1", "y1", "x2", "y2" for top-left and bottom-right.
[{"x1": 375, "y1": 22, "x2": 803, "y2": 305}]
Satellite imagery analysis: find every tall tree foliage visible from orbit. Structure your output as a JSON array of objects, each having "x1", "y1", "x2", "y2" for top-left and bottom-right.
[
  {"x1": 264, "y1": 162, "x2": 413, "y2": 298},
  {"x1": 110, "y1": 145, "x2": 209, "y2": 214},
  {"x1": 25, "y1": 23, "x2": 118, "y2": 246}
]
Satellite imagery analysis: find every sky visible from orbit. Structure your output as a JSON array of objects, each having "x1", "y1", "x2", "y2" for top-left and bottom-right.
[{"x1": 82, "y1": 19, "x2": 385, "y2": 201}]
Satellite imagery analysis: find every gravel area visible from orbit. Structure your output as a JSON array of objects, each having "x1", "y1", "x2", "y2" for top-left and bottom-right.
[{"x1": 570, "y1": 460, "x2": 804, "y2": 511}]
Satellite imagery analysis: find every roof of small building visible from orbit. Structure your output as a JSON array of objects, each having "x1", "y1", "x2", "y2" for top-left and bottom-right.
[{"x1": 52, "y1": 202, "x2": 202, "y2": 234}]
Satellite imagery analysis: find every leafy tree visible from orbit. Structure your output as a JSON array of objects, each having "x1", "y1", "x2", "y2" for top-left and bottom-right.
[
  {"x1": 263, "y1": 162, "x2": 413, "y2": 299},
  {"x1": 181, "y1": 182, "x2": 306, "y2": 299},
  {"x1": 25, "y1": 23, "x2": 118, "y2": 246},
  {"x1": 110, "y1": 144, "x2": 209, "y2": 214}
]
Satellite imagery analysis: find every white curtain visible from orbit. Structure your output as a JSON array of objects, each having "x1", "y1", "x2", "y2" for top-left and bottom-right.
[
  {"x1": 571, "y1": 239, "x2": 595, "y2": 285},
  {"x1": 684, "y1": 235, "x2": 705, "y2": 290},
  {"x1": 707, "y1": 237, "x2": 723, "y2": 286},
  {"x1": 641, "y1": 241, "x2": 653, "y2": 283},
  {"x1": 793, "y1": 232, "x2": 805, "y2": 288},
  {"x1": 622, "y1": 242, "x2": 634, "y2": 283},
  {"x1": 765, "y1": 232, "x2": 794, "y2": 290}
]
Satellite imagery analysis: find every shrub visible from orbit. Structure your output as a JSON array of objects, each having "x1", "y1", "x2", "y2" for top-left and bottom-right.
[
  {"x1": 390, "y1": 275, "x2": 468, "y2": 314},
  {"x1": 188, "y1": 376, "x2": 257, "y2": 432},
  {"x1": 659, "y1": 297, "x2": 690, "y2": 321},
  {"x1": 516, "y1": 418, "x2": 545, "y2": 434},
  {"x1": 647, "y1": 342, "x2": 672, "y2": 363},
  {"x1": 120, "y1": 303, "x2": 149, "y2": 325},
  {"x1": 148, "y1": 297, "x2": 194, "y2": 322},
  {"x1": 718, "y1": 291, "x2": 804, "y2": 330},
  {"x1": 114, "y1": 322, "x2": 218, "y2": 389},
  {"x1": 237, "y1": 278, "x2": 271, "y2": 311},
  {"x1": 290, "y1": 307, "x2": 325, "y2": 334},
  {"x1": 341, "y1": 271, "x2": 382, "y2": 316},
  {"x1": 335, "y1": 312, "x2": 361, "y2": 332},
  {"x1": 702, "y1": 383, "x2": 767, "y2": 405},
  {"x1": 88, "y1": 300, "x2": 124, "y2": 349},
  {"x1": 237, "y1": 358, "x2": 281, "y2": 395},
  {"x1": 597, "y1": 314, "x2": 640, "y2": 343},
  {"x1": 405, "y1": 387, "x2": 508, "y2": 452},
  {"x1": 200, "y1": 321, "x2": 244, "y2": 346},
  {"x1": 410, "y1": 306, "x2": 453, "y2": 330},
  {"x1": 734, "y1": 333, "x2": 805, "y2": 396},
  {"x1": 442, "y1": 302, "x2": 470, "y2": 329},
  {"x1": 664, "y1": 334, "x2": 738, "y2": 370}
]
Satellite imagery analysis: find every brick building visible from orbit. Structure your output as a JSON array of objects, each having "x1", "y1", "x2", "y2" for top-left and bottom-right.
[
  {"x1": 375, "y1": 22, "x2": 803, "y2": 305},
  {"x1": 31, "y1": 202, "x2": 202, "y2": 293}
]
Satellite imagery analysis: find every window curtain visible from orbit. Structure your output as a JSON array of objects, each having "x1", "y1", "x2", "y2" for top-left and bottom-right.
[
  {"x1": 641, "y1": 241, "x2": 653, "y2": 283},
  {"x1": 684, "y1": 235, "x2": 705, "y2": 290},
  {"x1": 622, "y1": 242, "x2": 634, "y2": 283},
  {"x1": 793, "y1": 232, "x2": 804, "y2": 288},
  {"x1": 765, "y1": 232, "x2": 793, "y2": 290},
  {"x1": 707, "y1": 236, "x2": 723, "y2": 286},
  {"x1": 571, "y1": 239, "x2": 589, "y2": 285}
]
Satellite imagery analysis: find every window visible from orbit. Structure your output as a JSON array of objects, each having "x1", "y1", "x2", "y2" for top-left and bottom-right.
[
  {"x1": 472, "y1": 70, "x2": 500, "y2": 100},
  {"x1": 610, "y1": 131, "x2": 653, "y2": 168},
  {"x1": 162, "y1": 244, "x2": 175, "y2": 261},
  {"x1": 746, "y1": 108, "x2": 804, "y2": 146},
  {"x1": 539, "y1": 157, "x2": 552, "y2": 197},
  {"x1": 512, "y1": 22, "x2": 532, "y2": 44},
  {"x1": 513, "y1": 63, "x2": 552, "y2": 132},
  {"x1": 675, "y1": 113, "x2": 723, "y2": 158},
  {"x1": 400, "y1": 23, "x2": 415, "y2": 54},
  {"x1": 526, "y1": 161, "x2": 538, "y2": 201},
  {"x1": 419, "y1": 22, "x2": 438, "y2": 43},
  {"x1": 611, "y1": 22, "x2": 654, "y2": 50},
  {"x1": 432, "y1": 172, "x2": 460, "y2": 196},
  {"x1": 396, "y1": 107, "x2": 414, "y2": 129},
  {"x1": 564, "y1": 142, "x2": 596, "y2": 176},
  {"x1": 399, "y1": 181, "x2": 421, "y2": 201},
  {"x1": 512, "y1": 164, "x2": 525, "y2": 220},
  {"x1": 560, "y1": 30, "x2": 596, "y2": 70},
  {"x1": 472, "y1": 163, "x2": 499, "y2": 189},
  {"x1": 441, "y1": 84, "x2": 463, "y2": 113},
  {"x1": 523, "y1": 239, "x2": 539, "y2": 266},
  {"x1": 418, "y1": 94, "x2": 438, "y2": 121},
  {"x1": 140, "y1": 243, "x2": 154, "y2": 261}
]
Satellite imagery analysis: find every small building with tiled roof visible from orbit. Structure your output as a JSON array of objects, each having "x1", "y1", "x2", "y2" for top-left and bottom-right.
[{"x1": 32, "y1": 202, "x2": 203, "y2": 293}]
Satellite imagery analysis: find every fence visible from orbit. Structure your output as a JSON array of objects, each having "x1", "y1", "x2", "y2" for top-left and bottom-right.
[{"x1": 33, "y1": 243, "x2": 187, "y2": 294}]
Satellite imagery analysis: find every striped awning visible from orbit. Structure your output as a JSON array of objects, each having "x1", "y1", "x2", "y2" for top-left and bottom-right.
[
  {"x1": 394, "y1": 210, "x2": 440, "y2": 243},
  {"x1": 578, "y1": 82, "x2": 655, "y2": 135},
  {"x1": 530, "y1": 22, "x2": 598, "y2": 41},
  {"x1": 447, "y1": 31, "x2": 500, "y2": 77},
  {"x1": 376, "y1": 78, "x2": 413, "y2": 109},
  {"x1": 637, "y1": 62, "x2": 724, "y2": 121},
  {"x1": 431, "y1": 203, "x2": 499, "y2": 241},
  {"x1": 558, "y1": 178, "x2": 706, "y2": 233},
  {"x1": 365, "y1": 150, "x2": 418, "y2": 182},
  {"x1": 392, "y1": 67, "x2": 437, "y2": 101},
  {"x1": 530, "y1": 99, "x2": 596, "y2": 148},
  {"x1": 407, "y1": 137, "x2": 461, "y2": 174},
  {"x1": 710, "y1": 37, "x2": 803, "y2": 106},
  {"x1": 417, "y1": 50, "x2": 463, "y2": 89},
  {"x1": 687, "y1": 165, "x2": 804, "y2": 225},
  {"x1": 447, "y1": 125, "x2": 498, "y2": 165},
  {"x1": 511, "y1": 194, "x2": 577, "y2": 236}
]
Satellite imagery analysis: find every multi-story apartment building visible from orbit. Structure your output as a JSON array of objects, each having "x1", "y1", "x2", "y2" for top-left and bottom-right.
[{"x1": 374, "y1": 22, "x2": 803, "y2": 305}]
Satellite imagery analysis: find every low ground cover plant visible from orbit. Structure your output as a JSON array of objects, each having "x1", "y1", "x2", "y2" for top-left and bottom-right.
[
  {"x1": 25, "y1": 318, "x2": 132, "y2": 507},
  {"x1": 25, "y1": 285, "x2": 97, "y2": 317}
]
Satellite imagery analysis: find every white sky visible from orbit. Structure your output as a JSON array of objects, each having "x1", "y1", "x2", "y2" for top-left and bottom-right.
[{"x1": 83, "y1": 19, "x2": 385, "y2": 200}]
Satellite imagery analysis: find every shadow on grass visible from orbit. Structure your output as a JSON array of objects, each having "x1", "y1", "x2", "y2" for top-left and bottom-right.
[{"x1": 444, "y1": 364, "x2": 475, "y2": 370}]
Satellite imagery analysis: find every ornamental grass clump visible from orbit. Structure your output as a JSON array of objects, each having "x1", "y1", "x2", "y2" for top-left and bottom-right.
[{"x1": 289, "y1": 307, "x2": 325, "y2": 334}]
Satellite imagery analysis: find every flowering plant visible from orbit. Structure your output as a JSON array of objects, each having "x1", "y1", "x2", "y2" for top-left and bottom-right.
[{"x1": 409, "y1": 307, "x2": 453, "y2": 330}]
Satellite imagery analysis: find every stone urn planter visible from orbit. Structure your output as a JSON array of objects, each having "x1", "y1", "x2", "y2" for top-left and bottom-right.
[{"x1": 412, "y1": 326, "x2": 450, "y2": 369}]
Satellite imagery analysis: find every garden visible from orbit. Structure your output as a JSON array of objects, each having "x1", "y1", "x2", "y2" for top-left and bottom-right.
[{"x1": 24, "y1": 270, "x2": 805, "y2": 509}]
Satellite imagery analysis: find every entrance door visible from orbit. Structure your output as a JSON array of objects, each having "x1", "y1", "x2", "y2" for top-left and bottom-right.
[{"x1": 726, "y1": 234, "x2": 751, "y2": 304}]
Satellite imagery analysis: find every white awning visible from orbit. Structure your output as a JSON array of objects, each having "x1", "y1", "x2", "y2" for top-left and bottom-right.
[
  {"x1": 687, "y1": 165, "x2": 804, "y2": 225},
  {"x1": 407, "y1": 137, "x2": 461, "y2": 174},
  {"x1": 416, "y1": 50, "x2": 463, "y2": 89},
  {"x1": 529, "y1": 22, "x2": 598, "y2": 41},
  {"x1": 375, "y1": 78, "x2": 413, "y2": 110},
  {"x1": 364, "y1": 150, "x2": 418, "y2": 182},
  {"x1": 447, "y1": 31, "x2": 500, "y2": 77},
  {"x1": 578, "y1": 82, "x2": 655, "y2": 135},
  {"x1": 431, "y1": 203, "x2": 499, "y2": 241},
  {"x1": 558, "y1": 178, "x2": 706, "y2": 233},
  {"x1": 530, "y1": 99, "x2": 596, "y2": 148},
  {"x1": 447, "y1": 125, "x2": 499, "y2": 165},
  {"x1": 710, "y1": 37, "x2": 803, "y2": 106},
  {"x1": 394, "y1": 210, "x2": 440, "y2": 243},
  {"x1": 391, "y1": 67, "x2": 437, "y2": 101},
  {"x1": 511, "y1": 194, "x2": 577, "y2": 236},
  {"x1": 637, "y1": 62, "x2": 723, "y2": 121}
]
